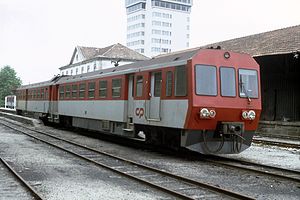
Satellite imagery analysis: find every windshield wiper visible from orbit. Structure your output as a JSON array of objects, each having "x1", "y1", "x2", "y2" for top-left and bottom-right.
[{"x1": 239, "y1": 80, "x2": 251, "y2": 102}]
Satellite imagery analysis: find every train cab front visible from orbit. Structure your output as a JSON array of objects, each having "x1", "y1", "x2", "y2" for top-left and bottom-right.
[{"x1": 181, "y1": 49, "x2": 262, "y2": 154}]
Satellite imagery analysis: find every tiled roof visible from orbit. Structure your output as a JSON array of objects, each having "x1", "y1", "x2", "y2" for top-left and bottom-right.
[
  {"x1": 78, "y1": 43, "x2": 149, "y2": 60},
  {"x1": 201, "y1": 25, "x2": 300, "y2": 57}
]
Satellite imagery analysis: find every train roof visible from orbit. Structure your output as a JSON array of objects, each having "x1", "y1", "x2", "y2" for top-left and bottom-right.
[
  {"x1": 55, "y1": 47, "x2": 201, "y2": 84},
  {"x1": 19, "y1": 47, "x2": 242, "y2": 88}
]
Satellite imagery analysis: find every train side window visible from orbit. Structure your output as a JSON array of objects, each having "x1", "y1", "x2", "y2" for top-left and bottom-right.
[
  {"x1": 154, "y1": 72, "x2": 162, "y2": 97},
  {"x1": 220, "y1": 67, "x2": 236, "y2": 97},
  {"x1": 175, "y1": 65, "x2": 187, "y2": 96},
  {"x1": 45, "y1": 88, "x2": 48, "y2": 99},
  {"x1": 65, "y1": 85, "x2": 71, "y2": 98},
  {"x1": 166, "y1": 71, "x2": 173, "y2": 97},
  {"x1": 88, "y1": 82, "x2": 95, "y2": 98},
  {"x1": 195, "y1": 65, "x2": 217, "y2": 96},
  {"x1": 59, "y1": 86, "x2": 65, "y2": 99},
  {"x1": 79, "y1": 83, "x2": 86, "y2": 98},
  {"x1": 136, "y1": 76, "x2": 143, "y2": 97},
  {"x1": 72, "y1": 85, "x2": 78, "y2": 99},
  {"x1": 99, "y1": 80, "x2": 107, "y2": 98},
  {"x1": 112, "y1": 79, "x2": 121, "y2": 98},
  {"x1": 37, "y1": 89, "x2": 40, "y2": 99},
  {"x1": 41, "y1": 88, "x2": 45, "y2": 99}
]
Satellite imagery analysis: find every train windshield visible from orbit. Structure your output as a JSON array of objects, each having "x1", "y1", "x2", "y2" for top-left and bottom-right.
[
  {"x1": 238, "y1": 69, "x2": 258, "y2": 98},
  {"x1": 195, "y1": 65, "x2": 217, "y2": 96},
  {"x1": 220, "y1": 67, "x2": 236, "y2": 97}
]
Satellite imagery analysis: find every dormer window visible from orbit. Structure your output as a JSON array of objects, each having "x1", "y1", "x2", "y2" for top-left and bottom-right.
[{"x1": 76, "y1": 54, "x2": 78, "y2": 61}]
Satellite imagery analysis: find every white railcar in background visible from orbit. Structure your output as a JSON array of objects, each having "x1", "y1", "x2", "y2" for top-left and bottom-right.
[{"x1": 5, "y1": 95, "x2": 16, "y2": 110}]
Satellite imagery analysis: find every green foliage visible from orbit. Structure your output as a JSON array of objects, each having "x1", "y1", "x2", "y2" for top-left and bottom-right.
[{"x1": 0, "y1": 65, "x2": 22, "y2": 107}]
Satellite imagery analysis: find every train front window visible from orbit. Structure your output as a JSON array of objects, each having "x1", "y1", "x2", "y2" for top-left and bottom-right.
[
  {"x1": 195, "y1": 65, "x2": 217, "y2": 96},
  {"x1": 220, "y1": 67, "x2": 236, "y2": 97},
  {"x1": 238, "y1": 69, "x2": 258, "y2": 98}
]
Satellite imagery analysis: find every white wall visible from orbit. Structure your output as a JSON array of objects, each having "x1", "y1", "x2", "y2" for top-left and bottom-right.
[
  {"x1": 61, "y1": 59, "x2": 135, "y2": 75},
  {"x1": 126, "y1": 0, "x2": 192, "y2": 57}
]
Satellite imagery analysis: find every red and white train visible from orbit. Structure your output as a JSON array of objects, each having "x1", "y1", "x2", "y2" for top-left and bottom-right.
[{"x1": 16, "y1": 48, "x2": 261, "y2": 154}]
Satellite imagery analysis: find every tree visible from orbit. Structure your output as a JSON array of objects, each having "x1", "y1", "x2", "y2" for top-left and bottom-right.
[{"x1": 0, "y1": 66, "x2": 22, "y2": 107}]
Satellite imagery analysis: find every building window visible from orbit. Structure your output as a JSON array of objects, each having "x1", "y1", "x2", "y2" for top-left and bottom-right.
[
  {"x1": 88, "y1": 82, "x2": 95, "y2": 98},
  {"x1": 76, "y1": 68, "x2": 78, "y2": 75},
  {"x1": 79, "y1": 83, "x2": 86, "y2": 98},
  {"x1": 94, "y1": 62, "x2": 97, "y2": 71},
  {"x1": 87, "y1": 65, "x2": 90, "y2": 72},
  {"x1": 62, "y1": 71, "x2": 64, "y2": 75},
  {"x1": 112, "y1": 79, "x2": 121, "y2": 98},
  {"x1": 99, "y1": 80, "x2": 107, "y2": 98},
  {"x1": 70, "y1": 69, "x2": 73, "y2": 75},
  {"x1": 81, "y1": 66, "x2": 84, "y2": 73},
  {"x1": 136, "y1": 76, "x2": 143, "y2": 97},
  {"x1": 66, "y1": 71, "x2": 68, "y2": 75}
]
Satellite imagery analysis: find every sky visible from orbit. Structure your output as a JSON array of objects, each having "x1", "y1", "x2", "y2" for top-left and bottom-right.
[{"x1": 0, "y1": 0, "x2": 299, "y2": 84}]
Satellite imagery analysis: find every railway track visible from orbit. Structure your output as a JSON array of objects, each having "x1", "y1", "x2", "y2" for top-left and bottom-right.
[
  {"x1": 0, "y1": 157, "x2": 44, "y2": 200},
  {"x1": 252, "y1": 138, "x2": 300, "y2": 149},
  {"x1": 203, "y1": 155, "x2": 300, "y2": 183},
  {"x1": 0, "y1": 120, "x2": 254, "y2": 200}
]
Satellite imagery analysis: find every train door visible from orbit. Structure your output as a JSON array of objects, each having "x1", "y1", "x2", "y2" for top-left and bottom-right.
[
  {"x1": 127, "y1": 75, "x2": 134, "y2": 118},
  {"x1": 149, "y1": 72, "x2": 162, "y2": 120},
  {"x1": 25, "y1": 89, "x2": 28, "y2": 111},
  {"x1": 49, "y1": 84, "x2": 59, "y2": 122}
]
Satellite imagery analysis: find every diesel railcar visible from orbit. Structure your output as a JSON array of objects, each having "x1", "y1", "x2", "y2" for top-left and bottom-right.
[
  {"x1": 4, "y1": 95, "x2": 16, "y2": 109},
  {"x1": 16, "y1": 48, "x2": 261, "y2": 154}
]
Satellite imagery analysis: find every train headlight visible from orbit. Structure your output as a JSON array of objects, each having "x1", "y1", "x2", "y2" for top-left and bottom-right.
[
  {"x1": 200, "y1": 108, "x2": 210, "y2": 118},
  {"x1": 248, "y1": 110, "x2": 256, "y2": 120},
  {"x1": 242, "y1": 110, "x2": 256, "y2": 120},
  {"x1": 209, "y1": 110, "x2": 216, "y2": 118},
  {"x1": 242, "y1": 111, "x2": 248, "y2": 119}
]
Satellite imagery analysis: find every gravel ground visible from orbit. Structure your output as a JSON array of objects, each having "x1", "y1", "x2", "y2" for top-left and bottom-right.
[
  {"x1": 220, "y1": 143, "x2": 300, "y2": 171},
  {"x1": 29, "y1": 123, "x2": 300, "y2": 200},
  {"x1": 1, "y1": 118, "x2": 299, "y2": 200},
  {"x1": 0, "y1": 159, "x2": 34, "y2": 200},
  {"x1": 0, "y1": 123, "x2": 173, "y2": 200}
]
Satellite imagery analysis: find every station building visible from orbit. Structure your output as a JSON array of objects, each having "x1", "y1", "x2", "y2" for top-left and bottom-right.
[
  {"x1": 202, "y1": 25, "x2": 300, "y2": 137},
  {"x1": 59, "y1": 43, "x2": 149, "y2": 76}
]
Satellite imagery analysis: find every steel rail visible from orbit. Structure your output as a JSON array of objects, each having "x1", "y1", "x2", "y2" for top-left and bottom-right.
[
  {"x1": 0, "y1": 157, "x2": 44, "y2": 200},
  {"x1": 253, "y1": 138, "x2": 300, "y2": 149},
  {"x1": 204, "y1": 155, "x2": 300, "y2": 183},
  {"x1": 0, "y1": 120, "x2": 254, "y2": 200}
]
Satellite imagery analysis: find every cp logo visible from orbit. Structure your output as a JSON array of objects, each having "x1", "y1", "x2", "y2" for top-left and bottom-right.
[{"x1": 135, "y1": 108, "x2": 144, "y2": 118}]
